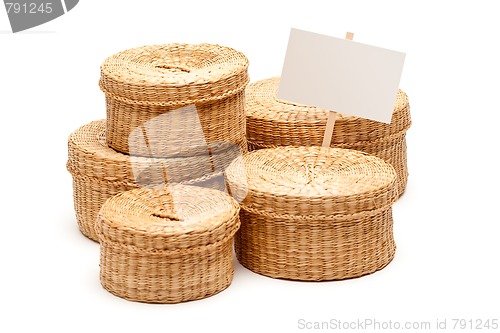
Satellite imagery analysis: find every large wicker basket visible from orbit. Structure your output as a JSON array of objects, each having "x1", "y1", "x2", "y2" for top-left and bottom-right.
[
  {"x1": 96, "y1": 185, "x2": 240, "y2": 303},
  {"x1": 67, "y1": 120, "x2": 239, "y2": 241},
  {"x1": 99, "y1": 43, "x2": 249, "y2": 157},
  {"x1": 245, "y1": 77, "x2": 411, "y2": 196},
  {"x1": 225, "y1": 146, "x2": 398, "y2": 281}
]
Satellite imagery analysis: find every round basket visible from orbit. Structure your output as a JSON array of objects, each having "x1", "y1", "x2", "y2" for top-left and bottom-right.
[
  {"x1": 67, "y1": 120, "x2": 240, "y2": 241},
  {"x1": 99, "y1": 43, "x2": 249, "y2": 157},
  {"x1": 245, "y1": 77, "x2": 411, "y2": 196},
  {"x1": 96, "y1": 185, "x2": 240, "y2": 303},
  {"x1": 225, "y1": 146, "x2": 398, "y2": 281}
]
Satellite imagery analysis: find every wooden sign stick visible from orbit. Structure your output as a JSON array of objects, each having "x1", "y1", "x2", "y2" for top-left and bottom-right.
[{"x1": 321, "y1": 31, "x2": 354, "y2": 147}]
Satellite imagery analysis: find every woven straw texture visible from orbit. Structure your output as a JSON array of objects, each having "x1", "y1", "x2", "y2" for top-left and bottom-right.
[
  {"x1": 96, "y1": 185, "x2": 240, "y2": 303},
  {"x1": 225, "y1": 146, "x2": 398, "y2": 281},
  {"x1": 99, "y1": 43, "x2": 249, "y2": 157},
  {"x1": 245, "y1": 77, "x2": 411, "y2": 196},
  {"x1": 67, "y1": 120, "x2": 239, "y2": 241}
]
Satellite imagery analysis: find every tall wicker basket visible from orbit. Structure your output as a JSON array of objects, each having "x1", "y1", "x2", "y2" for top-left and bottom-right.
[
  {"x1": 99, "y1": 43, "x2": 249, "y2": 157},
  {"x1": 245, "y1": 77, "x2": 411, "y2": 196},
  {"x1": 67, "y1": 120, "x2": 238, "y2": 241},
  {"x1": 96, "y1": 185, "x2": 240, "y2": 303},
  {"x1": 225, "y1": 146, "x2": 398, "y2": 281}
]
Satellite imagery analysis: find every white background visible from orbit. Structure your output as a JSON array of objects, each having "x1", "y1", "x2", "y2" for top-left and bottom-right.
[{"x1": 1, "y1": 1, "x2": 499, "y2": 332}]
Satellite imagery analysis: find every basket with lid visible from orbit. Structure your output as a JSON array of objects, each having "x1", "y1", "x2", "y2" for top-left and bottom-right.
[
  {"x1": 99, "y1": 43, "x2": 249, "y2": 157},
  {"x1": 225, "y1": 146, "x2": 399, "y2": 281},
  {"x1": 96, "y1": 185, "x2": 240, "y2": 303}
]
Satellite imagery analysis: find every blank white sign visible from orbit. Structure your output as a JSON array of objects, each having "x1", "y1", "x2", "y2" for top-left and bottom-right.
[{"x1": 277, "y1": 28, "x2": 405, "y2": 124}]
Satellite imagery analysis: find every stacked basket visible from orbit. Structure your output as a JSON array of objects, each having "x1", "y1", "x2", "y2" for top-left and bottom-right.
[{"x1": 67, "y1": 43, "x2": 248, "y2": 303}]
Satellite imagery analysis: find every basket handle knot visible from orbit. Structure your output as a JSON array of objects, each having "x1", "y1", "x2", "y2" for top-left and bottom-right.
[{"x1": 151, "y1": 208, "x2": 181, "y2": 221}]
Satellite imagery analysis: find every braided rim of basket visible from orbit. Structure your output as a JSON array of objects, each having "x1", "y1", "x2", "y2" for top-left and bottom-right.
[
  {"x1": 67, "y1": 120, "x2": 243, "y2": 184},
  {"x1": 245, "y1": 77, "x2": 411, "y2": 143},
  {"x1": 99, "y1": 43, "x2": 249, "y2": 106},
  {"x1": 225, "y1": 146, "x2": 398, "y2": 217},
  {"x1": 96, "y1": 185, "x2": 240, "y2": 252},
  {"x1": 248, "y1": 129, "x2": 407, "y2": 151}
]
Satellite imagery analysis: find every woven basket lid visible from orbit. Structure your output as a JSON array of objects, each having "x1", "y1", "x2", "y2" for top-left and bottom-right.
[
  {"x1": 67, "y1": 120, "x2": 240, "y2": 186},
  {"x1": 225, "y1": 146, "x2": 398, "y2": 216},
  {"x1": 97, "y1": 185, "x2": 240, "y2": 250},
  {"x1": 246, "y1": 77, "x2": 411, "y2": 146},
  {"x1": 99, "y1": 43, "x2": 249, "y2": 106}
]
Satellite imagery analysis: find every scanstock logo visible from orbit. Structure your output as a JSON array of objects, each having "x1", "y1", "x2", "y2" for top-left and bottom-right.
[{"x1": 3, "y1": 0, "x2": 79, "y2": 32}]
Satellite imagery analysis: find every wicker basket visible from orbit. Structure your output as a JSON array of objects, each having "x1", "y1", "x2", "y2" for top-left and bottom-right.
[
  {"x1": 245, "y1": 77, "x2": 411, "y2": 196},
  {"x1": 99, "y1": 43, "x2": 249, "y2": 157},
  {"x1": 67, "y1": 120, "x2": 240, "y2": 241},
  {"x1": 96, "y1": 185, "x2": 240, "y2": 303},
  {"x1": 225, "y1": 146, "x2": 398, "y2": 281}
]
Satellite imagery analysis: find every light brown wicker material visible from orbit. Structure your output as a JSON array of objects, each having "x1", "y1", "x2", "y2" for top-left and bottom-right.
[
  {"x1": 96, "y1": 185, "x2": 240, "y2": 303},
  {"x1": 245, "y1": 77, "x2": 411, "y2": 196},
  {"x1": 99, "y1": 43, "x2": 249, "y2": 157},
  {"x1": 67, "y1": 120, "x2": 240, "y2": 241},
  {"x1": 225, "y1": 146, "x2": 398, "y2": 281}
]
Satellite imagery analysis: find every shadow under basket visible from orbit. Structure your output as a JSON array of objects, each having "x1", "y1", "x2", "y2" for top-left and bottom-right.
[
  {"x1": 96, "y1": 185, "x2": 240, "y2": 303},
  {"x1": 245, "y1": 77, "x2": 411, "y2": 197},
  {"x1": 225, "y1": 146, "x2": 399, "y2": 281},
  {"x1": 67, "y1": 120, "x2": 240, "y2": 241}
]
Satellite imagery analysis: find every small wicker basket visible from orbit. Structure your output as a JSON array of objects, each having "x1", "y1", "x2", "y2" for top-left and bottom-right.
[
  {"x1": 67, "y1": 120, "x2": 238, "y2": 241},
  {"x1": 99, "y1": 43, "x2": 249, "y2": 157},
  {"x1": 225, "y1": 146, "x2": 398, "y2": 281},
  {"x1": 245, "y1": 77, "x2": 411, "y2": 196},
  {"x1": 96, "y1": 185, "x2": 240, "y2": 303}
]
